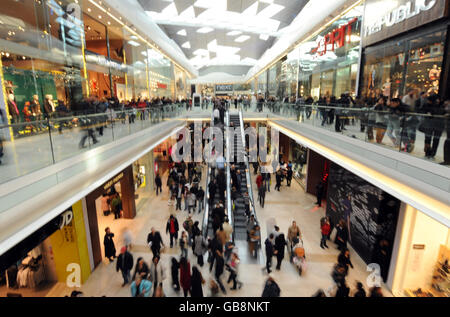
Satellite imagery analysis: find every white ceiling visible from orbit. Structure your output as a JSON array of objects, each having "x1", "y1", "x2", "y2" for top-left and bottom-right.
[{"x1": 138, "y1": 0, "x2": 308, "y2": 70}]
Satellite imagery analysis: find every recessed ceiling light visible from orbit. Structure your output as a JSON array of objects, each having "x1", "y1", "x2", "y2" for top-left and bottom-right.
[
  {"x1": 197, "y1": 27, "x2": 214, "y2": 34},
  {"x1": 235, "y1": 35, "x2": 251, "y2": 43},
  {"x1": 227, "y1": 31, "x2": 242, "y2": 36},
  {"x1": 98, "y1": 15, "x2": 102, "y2": 19},
  {"x1": 87, "y1": 8, "x2": 91, "y2": 12},
  {"x1": 128, "y1": 40, "x2": 141, "y2": 47}
]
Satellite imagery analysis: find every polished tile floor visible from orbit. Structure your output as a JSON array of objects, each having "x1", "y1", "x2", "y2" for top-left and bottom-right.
[{"x1": 45, "y1": 166, "x2": 392, "y2": 297}]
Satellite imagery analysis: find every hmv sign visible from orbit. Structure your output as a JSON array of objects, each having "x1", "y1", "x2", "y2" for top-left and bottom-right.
[{"x1": 362, "y1": 0, "x2": 448, "y2": 46}]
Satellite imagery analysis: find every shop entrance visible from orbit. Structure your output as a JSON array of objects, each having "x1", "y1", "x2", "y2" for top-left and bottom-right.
[{"x1": 85, "y1": 166, "x2": 136, "y2": 267}]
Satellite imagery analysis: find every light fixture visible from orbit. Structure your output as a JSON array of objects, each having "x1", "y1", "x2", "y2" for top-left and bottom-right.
[
  {"x1": 98, "y1": 15, "x2": 102, "y2": 19},
  {"x1": 227, "y1": 31, "x2": 242, "y2": 36},
  {"x1": 128, "y1": 40, "x2": 141, "y2": 47},
  {"x1": 197, "y1": 27, "x2": 214, "y2": 33},
  {"x1": 87, "y1": 8, "x2": 91, "y2": 12},
  {"x1": 235, "y1": 35, "x2": 251, "y2": 43}
]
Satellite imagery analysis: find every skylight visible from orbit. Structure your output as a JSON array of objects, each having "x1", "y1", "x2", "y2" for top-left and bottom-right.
[
  {"x1": 197, "y1": 27, "x2": 214, "y2": 33},
  {"x1": 177, "y1": 29, "x2": 187, "y2": 36},
  {"x1": 235, "y1": 35, "x2": 251, "y2": 43}
]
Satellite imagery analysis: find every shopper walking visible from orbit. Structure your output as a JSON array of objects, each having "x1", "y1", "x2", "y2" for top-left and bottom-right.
[
  {"x1": 287, "y1": 221, "x2": 301, "y2": 255},
  {"x1": 103, "y1": 227, "x2": 116, "y2": 262},
  {"x1": 264, "y1": 234, "x2": 275, "y2": 274},
  {"x1": 155, "y1": 173, "x2": 162, "y2": 195},
  {"x1": 214, "y1": 250, "x2": 227, "y2": 294},
  {"x1": 335, "y1": 220, "x2": 349, "y2": 251},
  {"x1": 180, "y1": 231, "x2": 188, "y2": 258},
  {"x1": 193, "y1": 231, "x2": 208, "y2": 267},
  {"x1": 274, "y1": 233, "x2": 287, "y2": 270},
  {"x1": 196, "y1": 186, "x2": 205, "y2": 214},
  {"x1": 171, "y1": 257, "x2": 180, "y2": 292},
  {"x1": 227, "y1": 252, "x2": 242, "y2": 290},
  {"x1": 116, "y1": 246, "x2": 134, "y2": 286},
  {"x1": 353, "y1": 282, "x2": 366, "y2": 297},
  {"x1": 320, "y1": 218, "x2": 331, "y2": 249},
  {"x1": 191, "y1": 266, "x2": 205, "y2": 297},
  {"x1": 262, "y1": 277, "x2": 281, "y2": 297},
  {"x1": 132, "y1": 257, "x2": 150, "y2": 281},
  {"x1": 130, "y1": 275, "x2": 152, "y2": 297},
  {"x1": 275, "y1": 170, "x2": 282, "y2": 191},
  {"x1": 147, "y1": 227, "x2": 165, "y2": 257},
  {"x1": 315, "y1": 181, "x2": 324, "y2": 207},
  {"x1": 258, "y1": 183, "x2": 266, "y2": 208},
  {"x1": 338, "y1": 249, "x2": 354, "y2": 274},
  {"x1": 179, "y1": 257, "x2": 192, "y2": 297},
  {"x1": 166, "y1": 215, "x2": 179, "y2": 248},
  {"x1": 149, "y1": 256, "x2": 166, "y2": 296}
]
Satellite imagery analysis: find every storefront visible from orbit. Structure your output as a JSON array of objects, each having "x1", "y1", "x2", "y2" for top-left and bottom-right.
[
  {"x1": 326, "y1": 161, "x2": 401, "y2": 284},
  {"x1": 360, "y1": 0, "x2": 450, "y2": 99},
  {"x1": 0, "y1": 0, "x2": 86, "y2": 139},
  {"x1": 388, "y1": 204, "x2": 450, "y2": 297},
  {"x1": 297, "y1": 5, "x2": 363, "y2": 99},
  {"x1": 85, "y1": 166, "x2": 136, "y2": 268},
  {"x1": 0, "y1": 201, "x2": 91, "y2": 296}
]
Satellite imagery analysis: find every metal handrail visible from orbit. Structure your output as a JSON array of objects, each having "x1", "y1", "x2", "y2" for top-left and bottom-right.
[
  {"x1": 202, "y1": 109, "x2": 215, "y2": 240},
  {"x1": 238, "y1": 110, "x2": 259, "y2": 228},
  {"x1": 225, "y1": 110, "x2": 234, "y2": 242}
]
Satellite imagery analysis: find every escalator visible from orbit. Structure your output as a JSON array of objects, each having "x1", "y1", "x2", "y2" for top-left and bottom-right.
[
  {"x1": 228, "y1": 113, "x2": 252, "y2": 241},
  {"x1": 202, "y1": 110, "x2": 233, "y2": 240}
]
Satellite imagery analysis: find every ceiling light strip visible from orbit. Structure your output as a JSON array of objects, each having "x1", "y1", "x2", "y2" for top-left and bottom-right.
[{"x1": 246, "y1": 0, "x2": 363, "y2": 84}]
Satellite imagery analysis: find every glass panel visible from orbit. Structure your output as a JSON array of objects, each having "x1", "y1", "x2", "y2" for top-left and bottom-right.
[{"x1": 405, "y1": 30, "x2": 446, "y2": 96}]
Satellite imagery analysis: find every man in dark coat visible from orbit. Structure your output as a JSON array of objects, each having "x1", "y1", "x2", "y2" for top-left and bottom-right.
[
  {"x1": 166, "y1": 215, "x2": 179, "y2": 248},
  {"x1": 116, "y1": 246, "x2": 134, "y2": 286},
  {"x1": 147, "y1": 227, "x2": 165, "y2": 257},
  {"x1": 103, "y1": 227, "x2": 116, "y2": 262},
  {"x1": 264, "y1": 234, "x2": 275, "y2": 274},
  {"x1": 214, "y1": 249, "x2": 227, "y2": 294},
  {"x1": 262, "y1": 277, "x2": 280, "y2": 297},
  {"x1": 316, "y1": 181, "x2": 324, "y2": 207},
  {"x1": 155, "y1": 174, "x2": 162, "y2": 195}
]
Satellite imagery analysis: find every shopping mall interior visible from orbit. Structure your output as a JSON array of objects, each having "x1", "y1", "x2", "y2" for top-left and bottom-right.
[{"x1": 0, "y1": 0, "x2": 449, "y2": 299}]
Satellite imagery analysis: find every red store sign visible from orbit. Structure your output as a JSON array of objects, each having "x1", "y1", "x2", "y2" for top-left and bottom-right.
[
  {"x1": 311, "y1": 18, "x2": 358, "y2": 56},
  {"x1": 157, "y1": 82, "x2": 168, "y2": 89}
]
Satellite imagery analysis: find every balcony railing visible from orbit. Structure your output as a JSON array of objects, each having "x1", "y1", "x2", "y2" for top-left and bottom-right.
[{"x1": 0, "y1": 104, "x2": 185, "y2": 185}]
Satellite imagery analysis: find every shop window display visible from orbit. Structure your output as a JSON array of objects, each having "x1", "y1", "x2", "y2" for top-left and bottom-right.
[
  {"x1": 290, "y1": 140, "x2": 308, "y2": 188},
  {"x1": 362, "y1": 29, "x2": 447, "y2": 100}
]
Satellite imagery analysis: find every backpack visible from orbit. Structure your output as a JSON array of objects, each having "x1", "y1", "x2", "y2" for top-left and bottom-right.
[{"x1": 183, "y1": 220, "x2": 189, "y2": 231}]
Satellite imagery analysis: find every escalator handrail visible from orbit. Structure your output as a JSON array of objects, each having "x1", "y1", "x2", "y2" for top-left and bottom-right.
[
  {"x1": 201, "y1": 109, "x2": 215, "y2": 239},
  {"x1": 238, "y1": 110, "x2": 260, "y2": 238},
  {"x1": 225, "y1": 111, "x2": 234, "y2": 242}
]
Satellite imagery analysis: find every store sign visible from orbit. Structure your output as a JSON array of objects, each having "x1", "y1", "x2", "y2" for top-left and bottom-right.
[
  {"x1": 365, "y1": 0, "x2": 437, "y2": 36},
  {"x1": 215, "y1": 84, "x2": 233, "y2": 92},
  {"x1": 103, "y1": 172, "x2": 124, "y2": 191},
  {"x1": 311, "y1": 18, "x2": 358, "y2": 56},
  {"x1": 157, "y1": 82, "x2": 168, "y2": 89},
  {"x1": 85, "y1": 53, "x2": 127, "y2": 72},
  {"x1": 362, "y1": 0, "x2": 448, "y2": 46},
  {"x1": 59, "y1": 209, "x2": 73, "y2": 230}
]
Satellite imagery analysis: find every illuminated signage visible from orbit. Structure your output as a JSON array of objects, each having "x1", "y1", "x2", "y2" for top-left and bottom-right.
[
  {"x1": 157, "y1": 82, "x2": 168, "y2": 89},
  {"x1": 85, "y1": 53, "x2": 127, "y2": 72},
  {"x1": 103, "y1": 173, "x2": 124, "y2": 191},
  {"x1": 215, "y1": 84, "x2": 233, "y2": 92},
  {"x1": 311, "y1": 18, "x2": 358, "y2": 56},
  {"x1": 364, "y1": 0, "x2": 437, "y2": 36}
]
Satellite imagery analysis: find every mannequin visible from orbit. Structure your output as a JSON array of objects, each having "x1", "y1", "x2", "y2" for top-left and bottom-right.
[
  {"x1": 31, "y1": 95, "x2": 42, "y2": 119},
  {"x1": 429, "y1": 65, "x2": 440, "y2": 81},
  {"x1": 44, "y1": 94, "x2": 55, "y2": 118},
  {"x1": 382, "y1": 78, "x2": 391, "y2": 98},
  {"x1": 7, "y1": 93, "x2": 19, "y2": 123}
]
